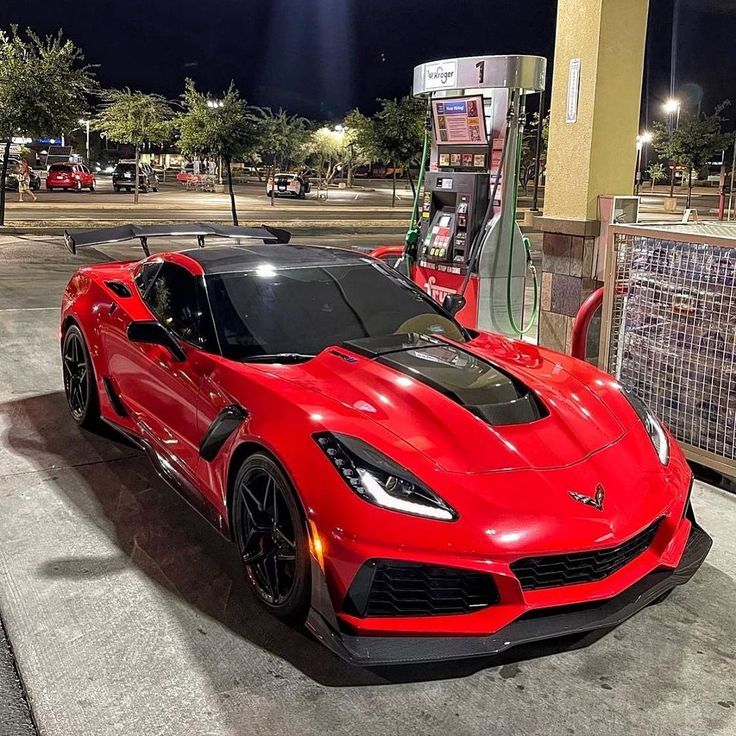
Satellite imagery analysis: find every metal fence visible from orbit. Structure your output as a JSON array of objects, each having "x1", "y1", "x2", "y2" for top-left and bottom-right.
[{"x1": 603, "y1": 223, "x2": 736, "y2": 475}]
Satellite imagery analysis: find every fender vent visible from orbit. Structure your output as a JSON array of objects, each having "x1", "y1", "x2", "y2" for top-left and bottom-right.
[
  {"x1": 103, "y1": 377, "x2": 129, "y2": 418},
  {"x1": 104, "y1": 280, "x2": 132, "y2": 298}
]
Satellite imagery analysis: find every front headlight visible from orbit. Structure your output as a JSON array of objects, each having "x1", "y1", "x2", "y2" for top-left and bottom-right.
[
  {"x1": 624, "y1": 389, "x2": 670, "y2": 465},
  {"x1": 314, "y1": 432, "x2": 457, "y2": 521}
]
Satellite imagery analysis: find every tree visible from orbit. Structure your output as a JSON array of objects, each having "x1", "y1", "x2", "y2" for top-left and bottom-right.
[
  {"x1": 306, "y1": 126, "x2": 345, "y2": 184},
  {"x1": 303, "y1": 112, "x2": 376, "y2": 188},
  {"x1": 257, "y1": 108, "x2": 310, "y2": 171},
  {"x1": 520, "y1": 111, "x2": 549, "y2": 191},
  {"x1": 94, "y1": 89, "x2": 173, "y2": 205},
  {"x1": 652, "y1": 102, "x2": 732, "y2": 207},
  {"x1": 371, "y1": 96, "x2": 425, "y2": 206},
  {"x1": 342, "y1": 109, "x2": 376, "y2": 187},
  {"x1": 646, "y1": 162, "x2": 666, "y2": 190},
  {"x1": 178, "y1": 79, "x2": 260, "y2": 225},
  {"x1": 0, "y1": 26, "x2": 96, "y2": 224}
]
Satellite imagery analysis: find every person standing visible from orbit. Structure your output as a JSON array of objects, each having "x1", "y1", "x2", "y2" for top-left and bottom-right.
[{"x1": 17, "y1": 160, "x2": 37, "y2": 203}]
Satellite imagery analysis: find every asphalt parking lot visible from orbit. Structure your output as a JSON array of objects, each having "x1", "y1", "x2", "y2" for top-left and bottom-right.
[{"x1": 0, "y1": 235, "x2": 734, "y2": 736}]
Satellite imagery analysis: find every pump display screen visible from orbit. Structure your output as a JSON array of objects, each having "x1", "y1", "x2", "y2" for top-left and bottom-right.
[{"x1": 432, "y1": 96, "x2": 487, "y2": 145}]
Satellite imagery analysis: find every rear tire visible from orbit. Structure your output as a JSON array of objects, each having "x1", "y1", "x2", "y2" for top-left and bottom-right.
[
  {"x1": 89, "y1": 183, "x2": 95, "y2": 192},
  {"x1": 232, "y1": 453, "x2": 311, "y2": 624},
  {"x1": 61, "y1": 324, "x2": 100, "y2": 430}
]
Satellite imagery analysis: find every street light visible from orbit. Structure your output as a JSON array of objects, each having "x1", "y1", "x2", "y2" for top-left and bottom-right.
[
  {"x1": 635, "y1": 131, "x2": 653, "y2": 194},
  {"x1": 78, "y1": 118, "x2": 91, "y2": 163},
  {"x1": 207, "y1": 99, "x2": 223, "y2": 109},
  {"x1": 663, "y1": 99, "x2": 681, "y2": 197},
  {"x1": 663, "y1": 98, "x2": 680, "y2": 115}
]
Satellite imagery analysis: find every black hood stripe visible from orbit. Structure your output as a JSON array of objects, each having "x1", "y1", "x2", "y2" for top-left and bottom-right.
[{"x1": 343, "y1": 333, "x2": 547, "y2": 426}]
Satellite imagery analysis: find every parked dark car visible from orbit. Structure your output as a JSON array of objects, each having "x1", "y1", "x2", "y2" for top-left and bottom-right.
[
  {"x1": 46, "y1": 163, "x2": 96, "y2": 192},
  {"x1": 112, "y1": 161, "x2": 159, "y2": 193},
  {"x1": 3, "y1": 159, "x2": 41, "y2": 191}
]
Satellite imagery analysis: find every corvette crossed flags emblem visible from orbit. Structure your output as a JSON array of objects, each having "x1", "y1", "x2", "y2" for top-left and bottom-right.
[{"x1": 569, "y1": 484, "x2": 605, "y2": 511}]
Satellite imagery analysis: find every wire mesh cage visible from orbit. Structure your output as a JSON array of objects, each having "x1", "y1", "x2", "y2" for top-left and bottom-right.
[{"x1": 604, "y1": 224, "x2": 736, "y2": 475}]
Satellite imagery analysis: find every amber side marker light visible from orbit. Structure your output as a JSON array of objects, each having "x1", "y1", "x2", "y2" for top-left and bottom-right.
[{"x1": 308, "y1": 519, "x2": 326, "y2": 572}]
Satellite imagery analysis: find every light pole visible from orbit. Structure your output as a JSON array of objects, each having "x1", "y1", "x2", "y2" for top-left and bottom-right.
[
  {"x1": 663, "y1": 98, "x2": 681, "y2": 197},
  {"x1": 78, "y1": 118, "x2": 90, "y2": 163},
  {"x1": 206, "y1": 100, "x2": 223, "y2": 184},
  {"x1": 333, "y1": 124, "x2": 346, "y2": 184},
  {"x1": 635, "y1": 131, "x2": 652, "y2": 195}
]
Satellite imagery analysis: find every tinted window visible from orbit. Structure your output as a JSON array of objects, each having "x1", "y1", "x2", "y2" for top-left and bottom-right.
[
  {"x1": 144, "y1": 263, "x2": 204, "y2": 346},
  {"x1": 206, "y1": 262, "x2": 466, "y2": 361},
  {"x1": 135, "y1": 261, "x2": 163, "y2": 297},
  {"x1": 49, "y1": 164, "x2": 72, "y2": 172},
  {"x1": 115, "y1": 163, "x2": 136, "y2": 173}
]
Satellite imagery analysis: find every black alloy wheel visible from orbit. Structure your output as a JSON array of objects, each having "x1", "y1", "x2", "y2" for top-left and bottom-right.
[
  {"x1": 233, "y1": 454, "x2": 310, "y2": 622},
  {"x1": 62, "y1": 325, "x2": 99, "y2": 428}
]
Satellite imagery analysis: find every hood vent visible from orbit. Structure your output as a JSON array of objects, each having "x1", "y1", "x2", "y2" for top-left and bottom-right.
[{"x1": 344, "y1": 334, "x2": 548, "y2": 426}]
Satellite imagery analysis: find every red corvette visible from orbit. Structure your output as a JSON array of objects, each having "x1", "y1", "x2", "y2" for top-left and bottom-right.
[{"x1": 60, "y1": 224, "x2": 711, "y2": 665}]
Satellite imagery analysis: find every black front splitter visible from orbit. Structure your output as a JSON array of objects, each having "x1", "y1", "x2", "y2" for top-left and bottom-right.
[{"x1": 305, "y1": 523, "x2": 712, "y2": 667}]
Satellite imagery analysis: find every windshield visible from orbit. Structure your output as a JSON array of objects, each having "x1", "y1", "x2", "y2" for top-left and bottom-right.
[{"x1": 205, "y1": 261, "x2": 467, "y2": 361}]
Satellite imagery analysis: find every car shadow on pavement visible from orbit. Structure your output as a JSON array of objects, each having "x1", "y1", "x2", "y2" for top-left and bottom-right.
[{"x1": 2, "y1": 390, "x2": 731, "y2": 689}]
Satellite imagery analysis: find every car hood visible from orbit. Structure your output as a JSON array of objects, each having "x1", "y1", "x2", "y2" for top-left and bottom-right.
[{"x1": 281, "y1": 333, "x2": 626, "y2": 473}]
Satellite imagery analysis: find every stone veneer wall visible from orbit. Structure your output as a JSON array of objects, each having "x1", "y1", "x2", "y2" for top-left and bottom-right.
[{"x1": 539, "y1": 232, "x2": 602, "y2": 354}]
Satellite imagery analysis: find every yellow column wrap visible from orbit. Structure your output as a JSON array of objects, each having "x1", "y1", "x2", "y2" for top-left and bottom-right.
[{"x1": 544, "y1": 0, "x2": 650, "y2": 222}]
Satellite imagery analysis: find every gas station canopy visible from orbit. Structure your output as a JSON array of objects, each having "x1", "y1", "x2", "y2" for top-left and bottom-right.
[{"x1": 412, "y1": 55, "x2": 546, "y2": 97}]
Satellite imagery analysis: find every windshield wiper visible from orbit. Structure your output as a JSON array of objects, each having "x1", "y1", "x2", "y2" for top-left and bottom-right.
[{"x1": 243, "y1": 353, "x2": 316, "y2": 364}]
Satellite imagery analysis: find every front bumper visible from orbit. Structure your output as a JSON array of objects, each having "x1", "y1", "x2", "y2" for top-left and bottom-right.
[{"x1": 305, "y1": 520, "x2": 711, "y2": 666}]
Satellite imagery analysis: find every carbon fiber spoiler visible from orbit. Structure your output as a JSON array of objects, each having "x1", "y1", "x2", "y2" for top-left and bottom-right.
[{"x1": 63, "y1": 223, "x2": 291, "y2": 256}]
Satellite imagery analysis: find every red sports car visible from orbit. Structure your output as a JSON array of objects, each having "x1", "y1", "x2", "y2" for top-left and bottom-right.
[{"x1": 60, "y1": 224, "x2": 711, "y2": 665}]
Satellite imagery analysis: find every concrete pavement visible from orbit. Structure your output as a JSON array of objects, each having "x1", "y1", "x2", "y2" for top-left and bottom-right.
[{"x1": 0, "y1": 235, "x2": 733, "y2": 736}]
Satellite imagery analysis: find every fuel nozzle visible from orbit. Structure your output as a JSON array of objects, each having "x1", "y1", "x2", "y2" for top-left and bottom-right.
[{"x1": 404, "y1": 224, "x2": 420, "y2": 259}]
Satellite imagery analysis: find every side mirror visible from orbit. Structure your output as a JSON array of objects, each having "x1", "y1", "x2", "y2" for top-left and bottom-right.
[
  {"x1": 442, "y1": 293, "x2": 466, "y2": 316},
  {"x1": 127, "y1": 321, "x2": 186, "y2": 362}
]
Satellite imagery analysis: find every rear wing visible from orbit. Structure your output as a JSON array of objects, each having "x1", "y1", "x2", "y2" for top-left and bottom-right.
[{"x1": 63, "y1": 223, "x2": 291, "y2": 256}]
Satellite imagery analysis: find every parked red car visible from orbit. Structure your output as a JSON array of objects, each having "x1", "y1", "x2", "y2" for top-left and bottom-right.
[{"x1": 46, "y1": 163, "x2": 96, "y2": 192}]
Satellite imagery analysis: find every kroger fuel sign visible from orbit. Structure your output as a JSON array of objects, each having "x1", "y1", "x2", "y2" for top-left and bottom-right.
[{"x1": 424, "y1": 60, "x2": 458, "y2": 91}]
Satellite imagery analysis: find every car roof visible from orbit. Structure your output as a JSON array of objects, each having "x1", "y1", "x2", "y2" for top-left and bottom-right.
[{"x1": 178, "y1": 243, "x2": 370, "y2": 275}]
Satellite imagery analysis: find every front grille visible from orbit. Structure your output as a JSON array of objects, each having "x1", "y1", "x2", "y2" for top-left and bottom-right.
[
  {"x1": 343, "y1": 560, "x2": 499, "y2": 618},
  {"x1": 510, "y1": 518, "x2": 663, "y2": 591}
]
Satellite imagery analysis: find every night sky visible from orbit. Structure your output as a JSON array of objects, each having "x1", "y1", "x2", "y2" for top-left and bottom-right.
[{"x1": 1, "y1": 0, "x2": 734, "y2": 125}]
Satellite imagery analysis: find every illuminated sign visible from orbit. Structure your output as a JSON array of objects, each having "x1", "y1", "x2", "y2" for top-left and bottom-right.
[
  {"x1": 425, "y1": 60, "x2": 457, "y2": 91},
  {"x1": 432, "y1": 96, "x2": 487, "y2": 146}
]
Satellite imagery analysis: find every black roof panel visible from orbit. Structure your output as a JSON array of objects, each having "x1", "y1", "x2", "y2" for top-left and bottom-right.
[{"x1": 180, "y1": 243, "x2": 369, "y2": 274}]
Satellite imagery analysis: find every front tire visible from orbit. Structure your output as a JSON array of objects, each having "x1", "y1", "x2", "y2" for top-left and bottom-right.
[
  {"x1": 232, "y1": 453, "x2": 310, "y2": 623},
  {"x1": 62, "y1": 325, "x2": 100, "y2": 429}
]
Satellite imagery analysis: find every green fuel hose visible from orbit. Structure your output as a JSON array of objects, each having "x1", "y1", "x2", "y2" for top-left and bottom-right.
[
  {"x1": 403, "y1": 109, "x2": 432, "y2": 268},
  {"x1": 505, "y1": 131, "x2": 539, "y2": 336}
]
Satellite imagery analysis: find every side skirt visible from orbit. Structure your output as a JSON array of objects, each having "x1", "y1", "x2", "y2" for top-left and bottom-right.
[{"x1": 101, "y1": 418, "x2": 231, "y2": 540}]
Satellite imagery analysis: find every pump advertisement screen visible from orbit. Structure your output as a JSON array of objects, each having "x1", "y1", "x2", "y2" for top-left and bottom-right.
[{"x1": 432, "y1": 96, "x2": 487, "y2": 145}]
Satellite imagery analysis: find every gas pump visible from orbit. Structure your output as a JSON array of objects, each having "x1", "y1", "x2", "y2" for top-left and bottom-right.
[{"x1": 402, "y1": 55, "x2": 546, "y2": 337}]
